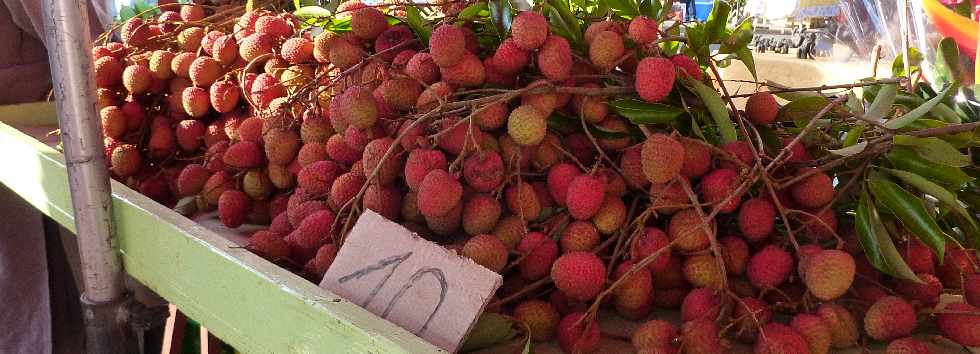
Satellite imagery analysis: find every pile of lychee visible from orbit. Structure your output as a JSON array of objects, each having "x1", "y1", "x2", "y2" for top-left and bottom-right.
[{"x1": 90, "y1": 2, "x2": 980, "y2": 353}]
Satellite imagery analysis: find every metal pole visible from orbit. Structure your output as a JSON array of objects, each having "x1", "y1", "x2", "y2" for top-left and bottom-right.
[{"x1": 42, "y1": 0, "x2": 127, "y2": 353}]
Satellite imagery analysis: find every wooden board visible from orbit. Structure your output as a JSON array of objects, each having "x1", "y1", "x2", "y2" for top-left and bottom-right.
[{"x1": 322, "y1": 211, "x2": 502, "y2": 353}]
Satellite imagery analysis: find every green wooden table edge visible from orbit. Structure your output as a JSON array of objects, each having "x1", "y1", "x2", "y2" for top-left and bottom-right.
[{"x1": 0, "y1": 102, "x2": 444, "y2": 354}]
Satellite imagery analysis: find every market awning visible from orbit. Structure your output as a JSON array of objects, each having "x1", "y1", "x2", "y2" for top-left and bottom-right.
[{"x1": 791, "y1": 0, "x2": 841, "y2": 18}]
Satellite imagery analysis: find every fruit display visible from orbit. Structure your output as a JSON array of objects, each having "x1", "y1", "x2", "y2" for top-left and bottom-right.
[{"x1": 87, "y1": 0, "x2": 980, "y2": 352}]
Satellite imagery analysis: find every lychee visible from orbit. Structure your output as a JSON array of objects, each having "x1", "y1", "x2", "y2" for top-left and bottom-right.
[
  {"x1": 176, "y1": 163, "x2": 209, "y2": 197},
  {"x1": 429, "y1": 24, "x2": 466, "y2": 67},
  {"x1": 738, "y1": 197, "x2": 776, "y2": 242},
  {"x1": 490, "y1": 38, "x2": 529, "y2": 74},
  {"x1": 505, "y1": 181, "x2": 541, "y2": 220},
  {"x1": 350, "y1": 7, "x2": 387, "y2": 39},
  {"x1": 566, "y1": 174, "x2": 606, "y2": 220},
  {"x1": 247, "y1": 230, "x2": 291, "y2": 261},
  {"x1": 592, "y1": 196, "x2": 626, "y2": 235},
  {"x1": 680, "y1": 319, "x2": 720, "y2": 354},
  {"x1": 628, "y1": 16, "x2": 658, "y2": 44},
  {"x1": 719, "y1": 235, "x2": 749, "y2": 275},
  {"x1": 635, "y1": 57, "x2": 676, "y2": 103},
  {"x1": 588, "y1": 31, "x2": 625, "y2": 71},
  {"x1": 865, "y1": 296, "x2": 917, "y2": 341},
  {"x1": 816, "y1": 303, "x2": 859, "y2": 349},
  {"x1": 670, "y1": 54, "x2": 703, "y2": 81},
  {"x1": 802, "y1": 250, "x2": 855, "y2": 300},
  {"x1": 631, "y1": 227, "x2": 671, "y2": 272},
  {"x1": 755, "y1": 323, "x2": 810, "y2": 354},
  {"x1": 362, "y1": 183, "x2": 401, "y2": 220},
  {"x1": 461, "y1": 194, "x2": 502, "y2": 236},
  {"x1": 698, "y1": 168, "x2": 741, "y2": 213},
  {"x1": 462, "y1": 234, "x2": 508, "y2": 273},
  {"x1": 440, "y1": 53, "x2": 485, "y2": 87},
  {"x1": 404, "y1": 149, "x2": 447, "y2": 190},
  {"x1": 791, "y1": 169, "x2": 834, "y2": 209},
  {"x1": 110, "y1": 144, "x2": 142, "y2": 177},
  {"x1": 791, "y1": 313, "x2": 832, "y2": 354},
  {"x1": 560, "y1": 221, "x2": 600, "y2": 253},
  {"x1": 513, "y1": 299, "x2": 560, "y2": 342},
  {"x1": 361, "y1": 137, "x2": 402, "y2": 185},
  {"x1": 511, "y1": 11, "x2": 549, "y2": 50},
  {"x1": 123, "y1": 65, "x2": 152, "y2": 94},
  {"x1": 297, "y1": 160, "x2": 342, "y2": 195},
  {"x1": 517, "y1": 232, "x2": 558, "y2": 281},
  {"x1": 417, "y1": 169, "x2": 462, "y2": 217},
  {"x1": 667, "y1": 208, "x2": 712, "y2": 252},
  {"x1": 641, "y1": 134, "x2": 684, "y2": 183},
  {"x1": 747, "y1": 245, "x2": 793, "y2": 289},
  {"x1": 884, "y1": 337, "x2": 932, "y2": 354},
  {"x1": 746, "y1": 91, "x2": 778, "y2": 125},
  {"x1": 936, "y1": 302, "x2": 980, "y2": 346},
  {"x1": 537, "y1": 35, "x2": 572, "y2": 81},
  {"x1": 557, "y1": 312, "x2": 600, "y2": 353},
  {"x1": 304, "y1": 244, "x2": 338, "y2": 280},
  {"x1": 218, "y1": 190, "x2": 251, "y2": 228},
  {"x1": 679, "y1": 140, "x2": 712, "y2": 178},
  {"x1": 683, "y1": 254, "x2": 723, "y2": 290},
  {"x1": 462, "y1": 151, "x2": 505, "y2": 193},
  {"x1": 612, "y1": 261, "x2": 654, "y2": 319}
]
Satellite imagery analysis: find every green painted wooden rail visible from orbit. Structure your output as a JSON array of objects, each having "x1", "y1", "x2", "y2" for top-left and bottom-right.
[{"x1": 0, "y1": 102, "x2": 444, "y2": 354}]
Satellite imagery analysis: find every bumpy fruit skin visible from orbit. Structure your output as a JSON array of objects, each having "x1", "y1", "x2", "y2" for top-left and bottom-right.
[
  {"x1": 511, "y1": 11, "x2": 549, "y2": 50},
  {"x1": 631, "y1": 227, "x2": 671, "y2": 272},
  {"x1": 374, "y1": 26, "x2": 414, "y2": 61},
  {"x1": 406, "y1": 52, "x2": 440, "y2": 84},
  {"x1": 461, "y1": 194, "x2": 502, "y2": 236},
  {"x1": 670, "y1": 55, "x2": 703, "y2": 81},
  {"x1": 247, "y1": 231, "x2": 291, "y2": 261},
  {"x1": 110, "y1": 144, "x2": 142, "y2": 177},
  {"x1": 537, "y1": 35, "x2": 572, "y2": 81},
  {"x1": 896, "y1": 273, "x2": 942, "y2": 305},
  {"x1": 719, "y1": 235, "x2": 749, "y2": 275},
  {"x1": 361, "y1": 137, "x2": 402, "y2": 185},
  {"x1": 683, "y1": 254, "x2": 723, "y2": 290},
  {"x1": 513, "y1": 299, "x2": 560, "y2": 342},
  {"x1": 902, "y1": 239, "x2": 936, "y2": 275},
  {"x1": 680, "y1": 287, "x2": 721, "y2": 322},
  {"x1": 699, "y1": 168, "x2": 741, "y2": 213},
  {"x1": 738, "y1": 197, "x2": 776, "y2": 241},
  {"x1": 209, "y1": 80, "x2": 240, "y2": 113},
  {"x1": 632, "y1": 320, "x2": 678, "y2": 349},
  {"x1": 611, "y1": 261, "x2": 653, "y2": 318},
  {"x1": 462, "y1": 234, "x2": 508, "y2": 273},
  {"x1": 518, "y1": 232, "x2": 558, "y2": 280},
  {"x1": 218, "y1": 190, "x2": 251, "y2": 228},
  {"x1": 490, "y1": 38, "x2": 529, "y2": 74},
  {"x1": 679, "y1": 140, "x2": 711, "y2": 178},
  {"x1": 350, "y1": 7, "x2": 387, "y2": 39},
  {"x1": 885, "y1": 337, "x2": 931, "y2": 354},
  {"x1": 548, "y1": 163, "x2": 581, "y2": 206},
  {"x1": 667, "y1": 208, "x2": 712, "y2": 252},
  {"x1": 938, "y1": 302, "x2": 980, "y2": 346},
  {"x1": 565, "y1": 174, "x2": 606, "y2": 220},
  {"x1": 507, "y1": 105, "x2": 547, "y2": 146},
  {"x1": 816, "y1": 303, "x2": 859, "y2": 349},
  {"x1": 965, "y1": 274, "x2": 980, "y2": 307},
  {"x1": 803, "y1": 250, "x2": 855, "y2": 300},
  {"x1": 588, "y1": 31, "x2": 625, "y2": 70},
  {"x1": 462, "y1": 151, "x2": 505, "y2": 193},
  {"x1": 557, "y1": 312, "x2": 600, "y2": 353},
  {"x1": 791, "y1": 169, "x2": 835, "y2": 209},
  {"x1": 123, "y1": 65, "x2": 152, "y2": 94},
  {"x1": 635, "y1": 57, "x2": 676, "y2": 103},
  {"x1": 746, "y1": 91, "x2": 779, "y2": 125},
  {"x1": 747, "y1": 245, "x2": 793, "y2": 289},
  {"x1": 505, "y1": 181, "x2": 541, "y2": 221},
  {"x1": 417, "y1": 169, "x2": 462, "y2": 217},
  {"x1": 331, "y1": 86, "x2": 378, "y2": 129},
  {"x1": 94, "y1": 56, "x2": 123, "y2": 88},
  {"x1": 304, "y1": 244, "x2": 338, "y2": 280},
  {"x1": 641, "y1": 134, "x2": 684, "y2": 183},
  {"x1": 551, "y1": 252, "x2": 605, "y2": 301},
  {"x1": 865, "y1": 296, "x2": 917, "y2": 341},
  {"x1": 628, "y1": 16, "x2": 658, "y2": 44},
  {"x1": 429, "y1": 25, "x2": 466, "y2": 67},
  {"x1": 377, "y1": 78, "x2": 422, "y2": 111},
  {"x1": 297, "y1": 160, "x2": 342, "y2": 195},
  {"x1": 362, "y1": 183, "x2": 402, "y2": 220},
  {"x1": 791, "y1": 314, "x2": 832, "y2": 354},
  {"x1": 560, "y1": 221, "x2": 600, "y2": 253},
  {"x1": 440, "y1": 53, "x2": 485, "y2": 87},
  {"x1": 755, "y1": 323, "x2": 811, "y2": 354},
  {"x1": 404, "y1": 149, "x2": 447, "y2": 190},
  {"x1": 680, "y1": 319, "x2": 721, "y2": 354}
]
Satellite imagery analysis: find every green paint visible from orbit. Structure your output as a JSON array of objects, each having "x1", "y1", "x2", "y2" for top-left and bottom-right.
[{"x1": 0, "y1": 103, "x2": 443, "y2": 354}]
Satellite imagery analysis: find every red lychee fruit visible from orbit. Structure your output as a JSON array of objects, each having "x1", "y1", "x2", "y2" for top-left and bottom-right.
[
  {"x1": 667, "y1": 208, "x2": 713, "y2": 252},
  {"x1": 362, "y1": 183, "x2": 401, "y2": 220},
  {"x1": 632, "y1": 319, "x2": 677, "y2": 350},
  {"x1": 802, "y1": 250, "x2": 855, "y2": 300},
  {"x1": 588, "y1": 31, "x2": 625, "y2": 71},
  {"x1": 490, "y1": 38, "x2": 529, "y2": 74},
  {"x1": 462, "y1": 151, "x2": 505, "y2": 193},
  {"x1": 631, "y1": 227, "x2": 671, "y2": 273},
  {"x1": 350, "y1": 7, "x2": 387, "y2": 40},
  {"x1": 223, "y1": 141, "x2": 264, "y2": 169},
  {"x1": 304, "y1": 243, "x2": 338, "y2": 280},
  {"x1": 374, "y1": 26, "x2": 414, "y2": 61},
  {"x1": 738, "y1": 197, "x2": 776, "y2": 242},
  {"x1": 801, "y1": 208, "x2": 838, "y2": 241},
  {"x1": 791, "y1": 313, "x2": 832, "y2": 354},
  {"x1": 641, "y1": 133, "x2": 684, "y2": 184},
  {"x1": 746, "y1": 91, "x2": 779, "y2": 125},
  {"x1": 176, "y1": 163, "x2": 209, "y2": 197},
  {"x1": 635, "y1": 57, "x2": 676, "y2": 103},
  {"x1": 122, "y1": 65, "x2": 152, "y2": 94},
  {"x1": 209, "y1": 80, "x2": 240, "y2": 113},
  {"x1": 249, "y1": 73, "x2": 286, "y2": 109},
  {"x1": 865, "y1": 296, "x2": 917, "y2": 341},
  {"x1": 937, "y1": 302, "x2": 980, "y2": 346},
  {"x1": 557, "y1": 312, "x2": 600, "y2": 353},
  {"x1": 361, "y1": 137, "x2": 402, "y2": 185},
  {"x1": 247, "y1": 231, "x2": 291, "y2": 261},
  {"x1": 938, "y1": 246, "x2": 978, "y2": 289},
  {"x1": 429, "y1": 24, "x2": 466, "y2": 67},
  {"x1": 720, "y1": 235, "x2": 750, "y2": 275},
  {"x1": 670, "y1": 54, "x2": 703, "y2": 81},
  {"x1": 297, "y1": 160, "x2": 343, "y2": 195},
  {"x1": 462, "y1": 234, "x2": 508, "y2": 273},
  {"x1": 517, "y1": 232, "x2": 558, "y2": 281},
  {"x1": 680, "y1": 287, "x2": 721, "y2": 322},
  {"x1": 560, "y1": 221, "x2": 600, "y2": 254},
  {"x1": 791, "y1": 169, "x2": 834, "y2": 209},
  {"x1": 896, "y1": 273, "x2": 942, "y2": 305},
  {"x1": 511, "y1": 11, "x2": 549, "y2": 50},
  {"x1": 218, "y1": 190, "x2": 251, "y2": 228},
  {"x1": 404, "y1": 149, "x2": 447, "y2": 191},
  {"x1": 461, "y1": 194, "x2": 502, "y2": 236},
  {"x1": 683, "y1": 254, "x2": 723, "y2": 290},
  {"x1": 110, "y1": 144, "x2": 142, "y2": 177},
  {"x1": 628, "y1": 16, "x2": 658, "y2": 44},
  {"x1": 755, "y1": 323, "x2": 810, "y2": 354},
  {"x1": 747, "y1": 245, "x2": 793, "y2": 289},
  {"x1": 538, "y1": 35, "x2": 572, "y2": 81},
  {"x1": 680, "y1": 319, "x2": 721, "y2": 354},
  {"x1": 566, "y1": 174, "x2": 607, "y2": 220},
  {"x1": 816, "y1": 303, "x2": 859, "y2": 349},
  {"x1": 699, "y1": 168, "x2": 741, "y2": 213},
  {"x1": 612, "y1": 261, "x2": 654, "y2": 319},
  {"x1": 719, "y1": 140, "x2": 755, "y2": 169},
  {"x1": 440, "y1": 53, "x2": 485, "y2": 87},
  {"x1": 901, "y1": 239, "x2": 936, "y2": 275},
  {"x1": 513, "y1": 300, "x2": 560, "y2": 342},
  {"x1": 885, "y1": 337, "x2": 932, "y2": 354},
  {"x1": 417, "y1": 169, "x2": 462, "y2": 217},
  {"x1": 680, "y1": 140, "x2": 712, "y2": 178},
  {"x1": 547, "y1": 163, "x2": 581, "y2": 207},
  {"x1": 406, "y1": 52, "x2": 440, "y2": 84},
  {"x1": 255, "y1": 15, "x2": 293, "y2": 38}
]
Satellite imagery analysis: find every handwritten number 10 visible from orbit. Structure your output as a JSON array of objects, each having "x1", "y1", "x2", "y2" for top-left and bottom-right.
[{"x1": 338, "y1": 252, "x2": 449, "y2": 336}]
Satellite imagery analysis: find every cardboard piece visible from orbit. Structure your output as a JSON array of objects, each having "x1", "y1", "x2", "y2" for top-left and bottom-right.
[{"x1": 321, "y1": 210, "x2": 503, "y2": 352}]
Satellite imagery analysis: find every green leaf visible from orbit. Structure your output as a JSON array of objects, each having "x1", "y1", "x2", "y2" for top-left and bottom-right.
[
  {"x1": 683, "y1": 78, "x2": 737, "y2": 144},
  {"x1": 884, "y1": 86, "x2": 951, "y2": 129},
  {"x1": 458, "y1": 3, "x2": 490, "y2": 18},
  {"x1": 888, "y1": 146, "x2": 974, "y2": 187},
  {"x1": 843, "y1": 124, "x2": 866, "y2": 147},
  {"x1": 704, "y1": 0, "x2": 731, "y2": 42},
  {"x1": 828, "y1": 142, "x2": 867, "y2": 157},
  {"x1": 884, "y1": 168, "x2": 977, "y2": 228},
  {"x1": 118, "y1": 6, "x2": 137, "y2": 22},
  {"x1": 856, "y1": 188, "x2": 922, "y2": 281},
  {"x1": 685, "y1": 24, "x2": 710, "y2": 63},
  {"x1": 489, "y1": 0, "x2": 515, "y2": 40},
  {"x1": 892, "y1": 47, "x2": 923, "y2": 77},
  {"x1": 847, "y1": 90, "x2": 865, "y2": 116},
  {"x1": 779, "y1": 96, "x2": 830, "y2": 123},
  {"x1": 935, "y1": 37, "x2": 963, "y2": 86},
  {"x1": 294, "y1": 6, "x2": 332, "y2": 20},
  {"x1": 547, "y1": 0, "x2": 582, "y2": 39},
  {"x1": 460, "y1": 313, "x2": 518, "y2": 352},
  {"x1": 589, "y1": 123, "x2": 630, "y2": 140},
  {"x1": 327, "y1": 17, "x2": 352, "y2": 33},
  {"x1": 719, "y1": 18, "x2": 753, "y2": 54},
  {"x1": 293, "y1": 0, "x2": 319, "y2": 10},
  {"x1": 404, "y1": 6, "x2": 431, "y2": 44},
  {"x1": 607, "y1": 0, "x2": 640, "y2": 17},
  {"x1": 609, "y1": 99, "x2": 685, "y2": 124},
  {"x1": 733, "y1": 47, "x2": 757, "y2": 81},
  {"x1": 903, "y1": 119, "x2": 975, "y2": 148},
  {"x1": 755, "y1": 125, "x2": 782, "y2": 157},
  {"x1": 869, "y1": 177, "x2": 948, "y2": 263},
  {"x1": 892, "y1": 135, "x2": 971, "y2": 167},
  {"x1": 866, "y1": 84, "x2": 897, "y2": 120}
]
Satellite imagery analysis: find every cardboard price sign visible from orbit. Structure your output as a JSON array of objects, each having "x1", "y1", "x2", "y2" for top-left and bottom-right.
[{"x1": 321, "y1": 210, "x2": 503, "y2": 352}]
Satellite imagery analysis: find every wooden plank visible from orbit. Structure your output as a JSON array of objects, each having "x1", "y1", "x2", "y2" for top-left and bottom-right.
[
  {"x1": 162, "y1": 305, "x2": 186, "y2": 354},
  {"x1": 0, "y1": 105, "x2": 443, "y2": 353}
]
